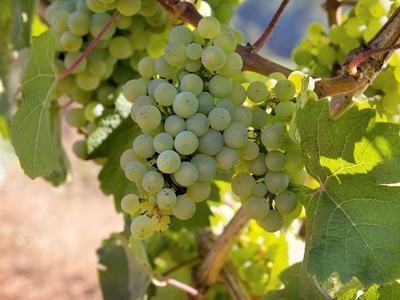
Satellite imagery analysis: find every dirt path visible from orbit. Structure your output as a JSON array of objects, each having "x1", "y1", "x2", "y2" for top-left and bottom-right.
[{"x1": 0, "y1": 131, "x2": 123, "y2": 300}]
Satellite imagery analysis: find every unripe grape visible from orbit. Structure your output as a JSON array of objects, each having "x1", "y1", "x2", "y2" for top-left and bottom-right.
[
  {"x1": 256, "y1": 210, "x2": 283, "y2": 232},
  {"x1": 173, "y1": 196, "x2": 196, "y2": 220},
  {"x1": 197, "y1": 16, "x2": 220, "y2": 39},
  {"x1": 130, "y1": 215, "x2": 155, "y2": 239},
  {"x1": 121, "y1": 194, "x2": 140, "y2": 214}
]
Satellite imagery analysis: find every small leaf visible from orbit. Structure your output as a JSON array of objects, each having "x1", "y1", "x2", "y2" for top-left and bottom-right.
[
  {"x1": 97, "y1": 233, "x2": 151, "y2": 300},
  {"x1": 11, "y1": 31, "x2": 65, "y2": 180},
  {"x1": 296, "y1": 99, "x2": 400, "y2": 289},
  {"x1": 360, "y1": 281, "x2": 400, "y2": 300}
]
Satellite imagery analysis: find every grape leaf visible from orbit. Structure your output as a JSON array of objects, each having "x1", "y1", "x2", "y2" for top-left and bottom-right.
[
  {"x1": 10, "y1": 31, "x2": 65, "y2": 180},
  {"x1": 296, "y1": 99, "x2": 400, "y2": 292},
  {"x1": 360, "y1": 281, "x2": 400, "y2": 300},
  {"x1": 0, "y1": 0, "x2": 12, "y2": 120},
  {"x1": 97, "y1": 233, "x2": 150, "y2": 300},
  {"x1": 10, "y1": 0, "x2": 35, "y2": 49}
]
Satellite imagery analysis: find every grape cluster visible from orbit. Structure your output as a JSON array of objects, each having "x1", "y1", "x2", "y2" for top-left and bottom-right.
[
  {"x1": 120, "y1": 15, "x2": 313, "y2": 238},
  {"x1": 231, "y1": 71, "x2": 313, "y2": 232},
  {"x1": 43, "y1": 0, "x2": 170, "y2": 157},
  {"x1": 292, "y1": 0, "x2": 400, "y2": 122},
  {"x1": 120, "y1": 16, "x2": 252, "y2": 239}
]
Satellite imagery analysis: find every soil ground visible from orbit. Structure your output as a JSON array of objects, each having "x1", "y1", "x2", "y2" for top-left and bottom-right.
[{"x1": 0, "y1": 128, "x2": 123, "y2": 300}]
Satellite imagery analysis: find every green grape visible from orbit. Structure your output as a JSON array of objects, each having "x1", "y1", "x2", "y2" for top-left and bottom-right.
[
  {"x1": 274, "y1": 79, "x2": 296, "y2": 101},
  {"x1": 185, "y1": 59, "x2": 202, "y2": 72},
  {"x1": 246, "y1": 153, "x2": 267, "y2": 176},
  {"x1": 174, "y1": 131, "x2": 199, "y2": 155},
  {"x1": 77, "y1": 0, "x2": 91, "y2": 13},
  {"x1": 115, "y1": 14, "x2": 133, "y2": 29},
  {"x1": 65, "y1": 107, "x2": 86, "y2": 127},
  {"x1": 76, "y1": 70, "x2": 101, "y2": 91},
  {"x1": 208, "y1": 74, "x2": 232, "y2": 98},
  {"x1": 129, "y1": 30, "x2": 149, "y2": 51},
  {"x1": 275, "y1": 190, "x2": 298, "y2": 214},
  {"x1": 192, "y1": 28, "x2": 205, "y2": 45},
  {"x1": 72, "y1": 140, "x2": 88, "y2": 159},
  {"x1": 284, "y1": 149, "x2": 304, "y2": 173},
  {"x1": 215, "y1": 146, "x2": 238, "y2": 170},
  {"x1": 368, "y1": 0, "x2": 391, "y2": 18},
  {"x1": 247, "y1": 81, "x2": 269, "y2": 104},
  {"x1": 121, "y1": 194, "x2": 140, "y2": 214},
  {"x1": 243, "y1": 196, "x2": 270, "y2": 220},
  {"x1": 239, "y1": 141, "x2": 259, "y2": 161},
  {"x1": 168, "y1": 25, "x2": 194, "y2": 45},
  {"x1": 213, "y1": 31, "x2": 237, "y2": 54},
  {"x1": 142, "y1": 170, "x2": 164, "y2": 193},
  {"x1": 87, "y1": 60, "x2": 108, "y2": 78},
  {"x1": 190, "y1": 154, "x2": 217, "y2": 182},
  {"x1": 147, "y1": 78, "x2": 166, "y2": 98},
  {"x1": 164, "y1": 115, "x2": 186, "y2": 137},
  {"x1": 275, "y1": 101, "x2": 295, "y2": 122},
  {"x1": 197, "y1": 16, "x2": 220, "y2": 39},
  {"x1": 265, "y1": 150, "x2": 286, "y2": 171},
  {"x1": 186, "y1": 43, "x2": 203, "y2": 60},
  {"x1": 215, "y1": 98, "x2": 234, "y2": 113},
  {"x1": 137, "y1": 56, "x2": 157, "y2": 79},
  {"x1": 223, "y1": 122, "x2": 248, "y2": 149},
  {"x1": 153, "y1": 132, "x2": 174, "y2": 153},
  {"x1": 51, "y1": 10, "x2": 70, "y2": 33},
  {"x1": 208, "y1": 107, "x2": 231, "y2": 131},
  {"x1": 156, "y1": 188, "x2": 177, "y2": 210},
  {"x1": 130, "y1": 215, "x2": 155, "y2": 239},
  {"x1": 116, "y1": 0, "x2": 141, "y2": 16},
  {"x1": 60, "y1": 31, "x2": 83, "y2": 52},
  {"x1": 281, "y1": 199, "x2": 303, "y2": 221},
  {"x1": 172, "y1": 196, "x2": 196, "y2": 220},
  {"x1": 229, "y1": 82, "x2": 246, "y2": 105},
  {"x1": 133, "y1": 134, "x2": 155, "y2": 158},
  {"x1": 136, "y1": 105, "x2": 162, "y2": 131},
  {"x1": 215, "y1": 1, "x2": 235, "y2": 24},
  {"x1": 250, "y1": 107, "x2": 268, "y2": 128},
  {"x1": 130, "y1": 95, "x2": 157, "y2": 122},
  {"x1": 186, "y1": 113, "x2": 209, "y2": 137},
  {"x1": 45, "y1": 1, "x2": 63, "y2": 23},
  {"x1": 180, "y1": 74, "x2": 204, "y2": 96},
  {"x1": 108, "y1": 36, "x2": 133, "y2": 59},
  {"x1": 172, "y1": 92, "x2": 199, "y2": 119},
  {"x1": 155, "y1": 55, "x2": 177, "y2": 79},
  {"x1": 261, "y1": 123, "x2": 286, "y2": 150},
  {"x1": 68, "y1": 11, "x2": 90, "y2": 36},
  {"x1": 120, "y1": 148, "x2": 146, "y2": 170},
  {"x1": 292, "y1": 48, "x2": 313, "y2": 66},
  {"x1": 138, "y1": 0, "x2": 159, "y2": 16},
  {"x1": 156, "y1": 150, "x2": 181, "y2": 173},
  {"x1": 197, "y1": 91, "x2": 215, "y2": 115},
  {"x1": 253, "y1": 182, "x2": 267, "y2": 197},
  {"x1": 86, "y1": 0, "x2": 107, "y2": 13},
  {"x1": 219, "y1": 52, "x2": 243, "y2": 78},
  {"x1": 186, "y1": 181, "x2": 211, "y2": 202},
  {"x1": 125, "y1": 160, "x2": 147, "y2": 182},
  {"x1": 83, "y1": 100, "x2": 104, "y2": 121},
  {"x1": 164, "y1": 41, "x2": 188, "y2": 67},
  {"x1": 256, "y1": 210, "x2": 283, "y2": 232},
  {"x1": 264, "y1": 171, "x2": 289, "y2": 194},
  {"x1": 152, "y1": 83, "x2": 176, "y2": 107},
  {"x1": 201, "y1": 46, "x2": 226, "y2": 72},
  {"x1": 230, "y1": 106, "x2": 252, "y2": 127},
  {"x1": 90, "y1": 13, "x2": 116, "y2": 40},
  {"x1": 173, "y1": 162, "x2": 199, "y2": 187},
  {"x1": 231, "y1": 172, "x2": 256, "y2": 198},
  {"x1": 316, "y1": 46, "x2": 337, "y2": 67},
  {"x1": 151, "y1": 214, "x2": 170, "y2": 232},
  {"x1": 198, "y1": 128, "x2": 224, "y2": 155}
]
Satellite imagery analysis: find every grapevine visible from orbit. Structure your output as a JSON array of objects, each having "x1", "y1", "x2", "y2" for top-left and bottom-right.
[{"x1": 3, "y1": 0, "x2": 400, "y2": 299}]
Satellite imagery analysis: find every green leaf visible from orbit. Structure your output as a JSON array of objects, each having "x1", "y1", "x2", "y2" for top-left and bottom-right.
[
  {"x1": 98, "y1": 117, "x2": 141, "y2": 211},
  {"x1": 97, "y1": 233, "x2": 151, "y2": 300},
  {"x1": 11, "y1": 0, "x2": 36, "y2": 49},
  {"x1": 296, "y1": 99, "x2": 400, "y2": 289},
  {"x1": 360, "y1": 281, "x2": 400, "y2": 300},
  {"x1": 262, "y1": 263, "x2": 303, "y2": 300},
  {"x1": 11, "y1": 31, "x2": 68, "y2": 181}
]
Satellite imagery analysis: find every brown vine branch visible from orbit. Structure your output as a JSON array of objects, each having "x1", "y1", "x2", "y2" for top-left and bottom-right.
[
  {"x1": 194, "y1": 208, "x2": 250, "y2": 294},
  {"x1": 251, "y1": 0, "x2": 290, "y2": 53}
]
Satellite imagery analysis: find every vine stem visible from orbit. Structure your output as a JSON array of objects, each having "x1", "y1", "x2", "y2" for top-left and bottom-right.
[
  {"x1": 348, "y1": 44, "x2": 400, "y2": 75},
  {"x1": 251, "y1": 0, "x2": 290, "y2": 53},
  {"x1": 57, "y1": 11, "x2": 120, "y2": 79},
  {"x1": 194, "y1": 207, "x2": 250, "y2": 288}
]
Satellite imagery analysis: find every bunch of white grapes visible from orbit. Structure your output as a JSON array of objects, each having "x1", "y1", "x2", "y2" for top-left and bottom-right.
[
  {"x1": 119, "y1": 15, "x2": 314, "y2": 239},
  {"x1": 292, "y1": 0, "x2": 400, "y2": 122},
  {"x1": 43, "y1": 0, "x2": 170, "y2": 157}
]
